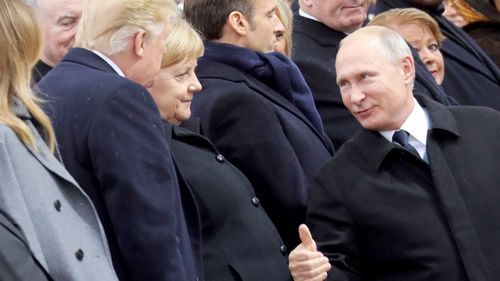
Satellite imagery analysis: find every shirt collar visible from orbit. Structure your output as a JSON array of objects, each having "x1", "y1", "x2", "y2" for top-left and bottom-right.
[
  {"x1": 91, "y1": 50, "x2": 125, "y2": 77},
  {"x1": 298, "y1": 9, "x2": 319, "y2": 22}
]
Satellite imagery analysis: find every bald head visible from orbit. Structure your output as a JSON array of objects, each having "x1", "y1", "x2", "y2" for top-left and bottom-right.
[{"x1": 335, "y1": 26, "x2": 416, "y2": 131}]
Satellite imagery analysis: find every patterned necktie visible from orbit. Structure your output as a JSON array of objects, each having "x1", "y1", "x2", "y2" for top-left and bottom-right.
[{"x1": 392, "y1": 129, "x2": 419, "y2": 156}]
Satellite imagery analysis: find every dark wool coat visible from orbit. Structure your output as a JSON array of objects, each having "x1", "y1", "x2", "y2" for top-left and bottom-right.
[
  {"x1": 191, "y1": 46, "x2": 334, "y2": 249},
  {"x1": 36, "y1": 48, "x2": 202, "y2": 281},
  {"x1": 165, "y1": 122, "x2": 292, "y2": 281},
  {"x1": 308, "y1": 94, "x2": 500, "y2": 281}
]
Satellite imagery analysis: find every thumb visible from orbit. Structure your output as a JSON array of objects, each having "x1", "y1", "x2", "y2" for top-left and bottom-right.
[{"x1": 298, "y1": 224, "x2": 317, "y2": 251}]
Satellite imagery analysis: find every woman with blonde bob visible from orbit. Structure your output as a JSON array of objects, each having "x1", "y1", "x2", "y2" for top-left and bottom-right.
[
  {"x1": 369, "y1": 8, "x2": 447, "y2": 85},
  {"x1": 0, "y1": 1, "x2": 118, "y2": 280},
  {"x1": 148, "y1": 18, "x2": 292, "y2": 281}
]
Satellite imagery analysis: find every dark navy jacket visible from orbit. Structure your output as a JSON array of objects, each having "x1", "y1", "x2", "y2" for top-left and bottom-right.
[
  {"x1": 375, "y1": 0, "x2": 500, "y2": 110},
  {"x1": 36, "y1": 48, "x2": 202, "y2": 281}
]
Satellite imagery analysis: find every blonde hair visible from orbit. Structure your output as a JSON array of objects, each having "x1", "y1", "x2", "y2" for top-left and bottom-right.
[
  {"x1": 369, "y1": 8, "x2": 446, "y2": 43},
  {"x1": 275, "y1": 0, "x2": 293, "y2": 57},
  {"x1": 0, "y1": 0, "x2": 56, "y2": 152},
  {"x1": 161, "y1": 18, "x2": 204, "y2": 67},
  {"x1": 76, "y1": 0, "x2": 177, "y2": 55}
]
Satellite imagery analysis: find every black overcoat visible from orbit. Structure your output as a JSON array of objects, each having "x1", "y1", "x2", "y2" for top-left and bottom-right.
[
  {"x1": 36, "y1": 48, "x2": 202, "y2": 281},
  {"x1": 191, "y1": 52, "x2": 334, "y2": 248},
  {"x1": 164, "y1": 122, "x2": 292, "y2": 281},
  {"x1": 308, "y1": 94, "x2": 500, "y2": 281}
]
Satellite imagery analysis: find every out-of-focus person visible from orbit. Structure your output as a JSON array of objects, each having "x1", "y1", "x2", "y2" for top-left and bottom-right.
[
  {"x1": 275, "y1": 0, "x2": 293, "y2": 56},
  {"x1": 370, "y1": 8, "x2": 446, "y2": 84},
  {"x1": 35, "y1": 0, "x2": 203, "y2": 280},
  {"x1": 25, "y1": 0, "x2": 83, "y2": 82},
  {"x1": 445, "y1": 0, "x2": 500, "y2": 67},
  {"x1": 148, "y1": 18, "x2": 292, "y2": 281},
  {"x1": 0, "y1": 1, "x2": 118, "y2": 280},
  {"x1": 375, "y1": 0, "x2": 500, "y2": 111},
  {"x1": 443, "y1": 0, "x2": 469, "y2": 27}
]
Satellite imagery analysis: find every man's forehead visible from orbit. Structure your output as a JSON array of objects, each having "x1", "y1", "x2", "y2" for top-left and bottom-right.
[{"x1": 43, "y1": 0, "x2": 83, "y2": 14}]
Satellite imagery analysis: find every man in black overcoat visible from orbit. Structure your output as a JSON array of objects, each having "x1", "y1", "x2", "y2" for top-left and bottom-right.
[
  {"x1": 36, "y1": 1, "x2": 202, "y2": 280},
  {"x1": 292, "y1": 0, "x2": 454, "y2": 149},
  {"x1": 289, "y1": 26, "x2": 500, "y2": 281},
  {"x1": 184, "y1": 0, "x2": 334, "y2": 249}
]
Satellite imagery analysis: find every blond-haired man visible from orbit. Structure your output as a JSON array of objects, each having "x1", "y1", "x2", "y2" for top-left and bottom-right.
[{"x1": 36, "y1": 1, "x2": 202, "y2": 280}]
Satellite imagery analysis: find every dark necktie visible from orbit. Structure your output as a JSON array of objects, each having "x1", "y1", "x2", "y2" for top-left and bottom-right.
[{"x1": 392, "y1": 129, "x2": 419, "y2": 156}]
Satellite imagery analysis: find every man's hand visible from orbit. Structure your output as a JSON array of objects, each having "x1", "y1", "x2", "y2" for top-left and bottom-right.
[{"x1": 289, "y1": 224, "x2": 331, "y2": 281}]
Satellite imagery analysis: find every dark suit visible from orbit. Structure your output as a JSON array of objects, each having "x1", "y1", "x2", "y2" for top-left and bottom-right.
[
  {"x1": 292, "y1": 13, "x2": 455, "y2": 149},
  {"x1": 191, "y1": 47, "x2": 334, "y2": 249},
  {"x1": 375, "y1": 0, "x2": 500, "y2": 110},
  {"x1": 164, "y1": 122, "x2": 291, "y2": 281},
  {"x1": 0, "y1": 210, "x2": 52, "y2": 281},
  {"x1": 36, "y1": 48, "x2": 202, "y2": 281},
  {"x1": 307, "y1": 94, "x2": 500, "y2": 281}
]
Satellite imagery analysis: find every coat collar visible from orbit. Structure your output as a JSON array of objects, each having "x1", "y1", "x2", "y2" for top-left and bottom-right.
[
  {"x1": 13, "y1": 99, "x2": 80, "y2": 187},
  {"x1": 292, "y1": 12, "x2": 347, "y2": 46},
  {"x1": 62, "y1": 47, "x2": 117, "y2": 74},
  {"x1": 162, "y1": 120, "x2": 221, "y2": 154},
  {"x1": 353, "y1": 94, "x2": 459, "y2": 170}
]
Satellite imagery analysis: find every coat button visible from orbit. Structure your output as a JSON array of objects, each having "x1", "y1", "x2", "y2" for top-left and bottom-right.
[
  {"x1": 54, "y1": 200, "x2": 62, "y2": 212},
  {"x1": 279, "y1": 244, "x2": 287, "y2": 255},
  {"x1": 251, "y1": 197, "x2": 260, "y2": 207},
  {"x1": 215, "y1": 154, "x2": 224, "y2": 163},
  {"x1": 75, "y1": 249, "x2": 84, "y2": 261}
]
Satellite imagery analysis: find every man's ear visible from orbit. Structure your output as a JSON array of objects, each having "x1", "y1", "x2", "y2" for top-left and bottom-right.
[
  {"x1": 133, "y1": 31, "x2": 147, "y2": 57},
  {"x1": 227, "y1": 11, "x2": 250, "y2": 36},
  {"x1": 401, "y1": 55, "x2": 415, "y2": 86}
]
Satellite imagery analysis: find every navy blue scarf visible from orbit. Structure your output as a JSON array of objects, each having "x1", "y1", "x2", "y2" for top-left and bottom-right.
[{"x1": 203, "y1": 42, "x2": 325, "y2": 135}]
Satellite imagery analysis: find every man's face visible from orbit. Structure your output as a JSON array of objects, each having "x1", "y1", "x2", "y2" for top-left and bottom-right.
[
  {"x1": 41, "y1": 0, "x2": 83, "y2": 66},
  {"x1": 245, "y1": 0, "x2": 283, "y2": 53},
  {"x1": 310, "y1": 0, "x2": 368, "y2": 33},
  {"x1": 336, "y1": 36, "x2": 414, "y2": 131}
]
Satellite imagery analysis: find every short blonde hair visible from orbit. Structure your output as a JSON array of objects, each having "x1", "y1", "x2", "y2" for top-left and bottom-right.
[
  {"x1": 369, "y1": 8, "x2": 446, "y2": 43},
  {"x1": 76, "y1": 0, "x2": 177, "y2": 55},
  {"x1": 0, "y1": 0, "x2": 56, "y2": 152},
  {"x1": 161, "y1": 18, "x2": 204, "y2": 67}
]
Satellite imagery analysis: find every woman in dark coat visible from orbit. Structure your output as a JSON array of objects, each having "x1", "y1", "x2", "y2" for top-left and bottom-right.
[{"x1": 148, "y1": 18, "x2": 292, "y2": 281}]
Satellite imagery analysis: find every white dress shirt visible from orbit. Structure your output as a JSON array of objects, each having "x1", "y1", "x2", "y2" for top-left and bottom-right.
[{"x1": 91, "y1": 50, "x2": 126, "y2": 77}]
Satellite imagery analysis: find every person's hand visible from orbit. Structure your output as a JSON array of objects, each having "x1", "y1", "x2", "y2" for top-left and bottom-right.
[{"x1": 289, "y1": 224, "x2": 331, "y2": 281}]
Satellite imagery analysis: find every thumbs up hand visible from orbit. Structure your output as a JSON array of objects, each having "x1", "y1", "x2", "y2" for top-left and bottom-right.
[{"x1": 289, "y1": 224, "x2": 331, "y2": 281}]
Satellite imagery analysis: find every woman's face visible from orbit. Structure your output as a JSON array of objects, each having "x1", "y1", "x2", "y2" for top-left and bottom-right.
[
  {"x1": 396, "y1": 22, "x2": 445, "y2": 85},
  {"x1": 148, "y1": 58, "x2": 202, "y2": 125}
]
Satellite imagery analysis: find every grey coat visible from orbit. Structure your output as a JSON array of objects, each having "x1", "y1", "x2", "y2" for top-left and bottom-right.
[{"x1": 0, "y1": 101, "x2": 118, "y2": 281}]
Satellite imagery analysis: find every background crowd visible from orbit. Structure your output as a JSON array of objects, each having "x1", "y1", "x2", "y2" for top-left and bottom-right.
[{"x1": 1, "y1": 0, "x2": 500, "y2": 280}]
